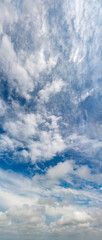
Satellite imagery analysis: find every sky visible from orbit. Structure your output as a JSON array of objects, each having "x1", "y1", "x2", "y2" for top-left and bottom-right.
[{"x1": 0, "y1": 0, "x2": 102, "y2": 239}]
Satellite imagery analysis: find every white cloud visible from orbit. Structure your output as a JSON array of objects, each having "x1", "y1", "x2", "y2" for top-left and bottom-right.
[
  {"x1": 25, "y1": 49, "x2": 58, "y2": 79},
  {"x1": 79, "y1": 88, "x2": 95, "y2": 102},
  {"x1": 0, "y1": 34, "x2": 34, "y2": 99},
  {"x1": 0, "y1": 0, "x2": 18, "y2": 35},
  {"x1": 47, "y1": 160, "x2": 73, "y2": 179},
  {"x1": 29, "y1": 130, "x2": 66, "y2": 162},
  {"x1": 2, "y1": 109, "x2": 66, "y2": 162},
  {"x1": 39, "y1": 79, "x2": 65, "y2": 102},
  {"x1": 50, "y1": 210, "x2": 93, "y2": 231},
  {"x1": 66, "y1": 133, "x2": 102, "y2": 159},
  {"x1": 0, "y1": 135, "x2": 16, "y2": 151},
  {"x1": 0, "y1": 99, "x2": 7, "y2": 116}
]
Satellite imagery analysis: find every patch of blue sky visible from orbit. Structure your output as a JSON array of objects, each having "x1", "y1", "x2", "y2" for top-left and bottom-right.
[
  {"x1": 0, "y1": 153, "x2": 32, "y2": 176},
  {"x1": 46, "y1": 214, "x2": 61, "y2": 227},
  {"x1": 0, "y1": 73, "x2": 10, "y2": 102},
  {"x1": 0, "y1": 145, "x2": 99, "y2": 178}
]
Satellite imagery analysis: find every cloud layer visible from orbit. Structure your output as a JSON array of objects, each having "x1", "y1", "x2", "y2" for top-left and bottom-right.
[{"x1": 0, "y1": 0, "x2": 102, "y2": 240}]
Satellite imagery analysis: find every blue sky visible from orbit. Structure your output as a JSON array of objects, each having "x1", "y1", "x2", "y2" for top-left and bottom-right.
[{"x1": 0, "y1": 0, "x2": 102, "y2": 239}]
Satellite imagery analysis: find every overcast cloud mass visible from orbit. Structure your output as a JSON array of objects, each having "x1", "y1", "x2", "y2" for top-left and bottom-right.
[{"x1": 0, "y1": 0, "x2": 102, "y2": 239}]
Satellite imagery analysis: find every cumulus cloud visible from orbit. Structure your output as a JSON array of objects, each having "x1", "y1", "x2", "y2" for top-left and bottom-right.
[
  {"x1": 1, "y1": 109, "x2": 66, "y2": 162},
  {"x1": 0, "y1": 168, "x2": 102, "y2": 240},
  {"x1": 47, "y1": 160, "x2": 73, "y2": 179}
]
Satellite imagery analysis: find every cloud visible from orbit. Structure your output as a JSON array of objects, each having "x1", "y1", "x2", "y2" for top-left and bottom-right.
[
  {"x1": 0, "y1": 0, "x2": 102, "y2": 239},
  {"x1": 0, "y1": 99, "x2": 7, "y2": 116},
  {"x1": 2, "y1": 109, "x2": 66, "y2": 162},
  {"x1": 0, "y1": 34, "x2": 34, "y2": 99},
  {"x1": 0, "y1": 0, "x2": 18, "y2": 35},
  {"x1": 0, "y1": 166, "x2": 102, "y2": 240},
  {"x1": 39, "y1": 79, "x2": 65, "y2": 103},
  {"x1": 50, "y1": 210, "x2": 94, "y2": 231},
  {"x1": 25, "y1": 49, "x2": 58, "y2": 79},
  {"x1": 0, "y1": 0, "x2": 102, "y2": 164},
  {"x1": 47, "y1": 160, "x2": 73, "y2": 179}
]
